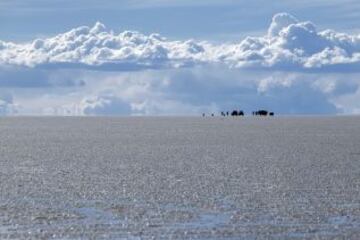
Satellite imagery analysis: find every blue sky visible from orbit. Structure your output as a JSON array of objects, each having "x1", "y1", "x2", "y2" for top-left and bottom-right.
[
  {"x1": 1, "y1": 0, "x2": 360, "y2": 115},
  {"x1": 2, "y1": 0, "x2": 360, "y2": 42}
]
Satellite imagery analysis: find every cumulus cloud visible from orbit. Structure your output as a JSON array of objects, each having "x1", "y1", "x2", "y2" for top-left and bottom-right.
[
  {"x1": 0, "y1": 93, "x2": 20, "y2": 115},
  {"x1": 221, "y1": 13, "x2": 360, "y2": 71},
  {"x1": 0, "y1": 22, "x2": 208, "y2": 70},
  {"x1": 79, "y1": 95, "x2": 131, "y2": 116},
  {"x1": 1, "y1": 13, "x2": 360, "y2": 72},
  {"x1": 42, "y1": 68, "x2": 355, "y2": 116},
  {"x1": 42, "y1": 95, "x2": 131, "y2": 116},
  {"x1": 6, "y1": 66, "x2": 359, "y2": 116}
]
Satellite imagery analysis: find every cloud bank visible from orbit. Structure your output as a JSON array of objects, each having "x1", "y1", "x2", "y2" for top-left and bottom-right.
[
  {"x1": 2, "y1": 13, "x2": 360, "y2": 72},
  {"x1": 1, "y1": 13, "x2": 360, "y2": 115}
]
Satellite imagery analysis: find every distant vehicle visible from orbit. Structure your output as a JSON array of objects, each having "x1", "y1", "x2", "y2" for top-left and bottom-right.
[{"x1": 254, "y1": 110, "x2": 269, "y2": 116}]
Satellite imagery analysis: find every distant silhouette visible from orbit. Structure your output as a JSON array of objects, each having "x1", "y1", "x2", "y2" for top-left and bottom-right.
[
  {"x1": 230, "y1": 110, "x2": 245, "y2": 116},
  {"x1": 255, "y1": 110, "x2": 268, "y2": 116},
  {"x1": 231, "y1": 110, "x2": 238, "y2": 116},
  {"x1": 205, "y1": 109, "x2": 273, "y2": 118}
]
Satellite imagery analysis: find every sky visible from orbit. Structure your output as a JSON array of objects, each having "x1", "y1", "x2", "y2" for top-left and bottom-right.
[{"x1": 1, "y1": 0, "x2": 360, "y2": 115}]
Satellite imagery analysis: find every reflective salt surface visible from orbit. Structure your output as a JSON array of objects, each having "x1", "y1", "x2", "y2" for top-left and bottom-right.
[{"x1": 0, "y1": 116, "x2": 359, "y2": 239}]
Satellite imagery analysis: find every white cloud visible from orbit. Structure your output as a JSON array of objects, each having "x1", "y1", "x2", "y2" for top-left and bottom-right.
[
  {"x1": 5, "y1": 66, "x2": 359, "y2": 116},
  {"x1": 1, "y1": 13, "x2": 360, "y2": 72},
  {"x1": 0, "y1": 93, "x2": 20, "y2": 115},
  {"x1": 268, "y1": 12, "x2": 299, "y2": 38},
  {"x1": 0, "y1": 22, "x2": 208, "y2": 70},
  {"x1": 79, "y1": 95, "x2": 131, "y2": 116},
  {"x1": 43, "y1": 95, "x2": 131, "y2": 116}
]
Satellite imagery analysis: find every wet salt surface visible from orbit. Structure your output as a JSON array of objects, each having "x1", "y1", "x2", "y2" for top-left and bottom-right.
[{"x1": 0, "y1": 116, "x2": 360, "y2": 239}]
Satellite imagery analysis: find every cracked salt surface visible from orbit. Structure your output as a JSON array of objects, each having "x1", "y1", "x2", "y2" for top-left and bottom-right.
[{"x1": 0, "y1": 116, "x2": 360, "y2": 239}]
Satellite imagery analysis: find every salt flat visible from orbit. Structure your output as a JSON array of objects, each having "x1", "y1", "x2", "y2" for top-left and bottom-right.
[{"x1": 0, "y1": 116, "x2": 359, "y2": 239}]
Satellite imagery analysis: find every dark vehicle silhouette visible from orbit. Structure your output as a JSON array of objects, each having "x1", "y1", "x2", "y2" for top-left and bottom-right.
[{"x1": 254, "y1": 110, "x2": 268, "y2": 116}]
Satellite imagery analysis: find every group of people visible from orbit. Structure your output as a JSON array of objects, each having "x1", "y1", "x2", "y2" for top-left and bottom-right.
[
  {"x1": 203, "y1": 110, "x2": 274, "y2": 117},
  {"x1": 220, "y1": 110, "x2": 244, "y2": 116}
]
